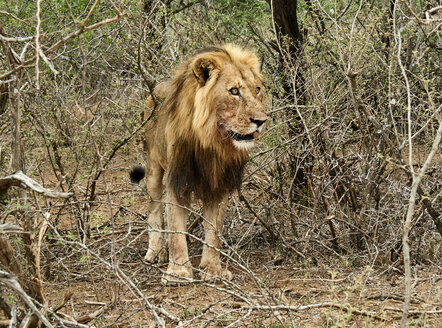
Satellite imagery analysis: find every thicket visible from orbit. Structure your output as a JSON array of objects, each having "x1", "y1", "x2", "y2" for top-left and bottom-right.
[{"x1": 0, "y1": 0, "x2": 440, "y2": 327}]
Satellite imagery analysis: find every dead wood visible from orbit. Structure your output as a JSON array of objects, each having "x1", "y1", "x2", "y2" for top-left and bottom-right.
[
  {"x1": 0, "y1": 270, "x2": 54, "y2": 328},
  {"x1": 0, "y1": 171, "x2": 73, "y2": 200},
  {"x1": 347, "y1": 71, "x2": 442, "y2": 237},
  {"x1": 0, "y1": 236, "x2": 22, "y2": 276}
]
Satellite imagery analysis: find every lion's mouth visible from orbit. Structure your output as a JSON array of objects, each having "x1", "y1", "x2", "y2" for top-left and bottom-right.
[{"x1": 227, "y1": 130, "x2": 255, "y2": 142}]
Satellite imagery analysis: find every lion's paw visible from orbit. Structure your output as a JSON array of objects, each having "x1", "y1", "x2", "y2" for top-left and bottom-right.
[
  {"x1": 161, "y1": 265, "x2": 193, "y2": 285},
  {"x1": 199, "y1": 265, "x2": 232, "y2": 282},
  {"x1": 144, "y1": 248, "x2": 167, "y2": 264}
]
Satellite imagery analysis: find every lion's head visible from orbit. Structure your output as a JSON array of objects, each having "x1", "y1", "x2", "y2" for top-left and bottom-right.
[{"x1": 165, "y1": 44, "x2": 267, "y2": 156}]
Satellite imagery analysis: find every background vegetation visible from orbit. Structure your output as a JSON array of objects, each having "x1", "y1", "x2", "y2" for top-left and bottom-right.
[{"x1": 0, "y1": 0, "x2": 440, "y2": 327}]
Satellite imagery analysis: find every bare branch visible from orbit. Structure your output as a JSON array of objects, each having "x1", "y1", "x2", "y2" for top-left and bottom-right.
[
  {"x1": 0, "y1": 10, "x2": 27, "y2": 23},
  {"x1": 0, "y1": 34, "x2": 34, "y2": 42},
  {"x1": 0, "y1": 171, "x2": 73, "y2": 199},
  {"x1": 0, "y1": 12, "x2": 122, "y2": 80},
  {"x1": 0, "y1": 270, "x2": 54, "y2": 328},
  {"x1": 400, "y1": 1, "x2": 442, "y2": 25},
  {"x1": 137, "y1": 1, "x2": 161, "y2": 107}
]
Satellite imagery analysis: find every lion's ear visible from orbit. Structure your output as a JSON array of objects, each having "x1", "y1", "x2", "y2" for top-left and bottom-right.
[{"x1": 192, "y1": 58, "x2": 217, "y2": 85}]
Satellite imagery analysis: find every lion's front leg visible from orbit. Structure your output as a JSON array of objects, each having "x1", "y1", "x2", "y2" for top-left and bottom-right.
[
  {"x1": 200, "y1": 196, "x2": 232, "y2": 281},
  {"x1": 162, "y1": 191, "x2": 193, "y2": 284}
]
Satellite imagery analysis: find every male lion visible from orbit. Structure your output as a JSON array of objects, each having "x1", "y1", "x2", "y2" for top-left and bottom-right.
[{"x1": 131, "y1": 44, "x2": 267, "y2": 283}]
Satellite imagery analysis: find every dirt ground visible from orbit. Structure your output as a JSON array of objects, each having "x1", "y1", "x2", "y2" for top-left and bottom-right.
[
  {"x1": 1, "y1": 152, "x2": 441, "y2": 327},
  {"x1": 43, "y1": 255, "x2": 441, "y2": 327},
  {"x1": 35, "y1": 162, "x2": 441, "y2": 328}
]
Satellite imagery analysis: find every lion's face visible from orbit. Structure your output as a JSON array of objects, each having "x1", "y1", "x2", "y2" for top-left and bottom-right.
[{"x1": 214, "y1": 62, "x2": 267, "y2": 151}]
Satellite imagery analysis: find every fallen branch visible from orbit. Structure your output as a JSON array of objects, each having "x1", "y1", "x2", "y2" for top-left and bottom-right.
[
  {"x1": 0, "y1": 270, "x2": 54, "y2": 328},
  {"x1": 76, "y1": 305, "x2": 106, "y2": 324},
  {"x1": 385, "y1": 306, "x2": 442, "y2": 317},
  {"x1": 52, "y1": 291, "x2": 74, "y2": 313},
  {"x1": 0, "y1": 223, "x2": 23, "y2": 232},
  {"x1": 0, "y1": 171, "x2": 73, "y2": 199},
  {"x1": 238, "y1": 302, "x2": 386, "y2": 321},
  {"x1": 366, "y1": 293, "x2": 422, "y2": 304}
]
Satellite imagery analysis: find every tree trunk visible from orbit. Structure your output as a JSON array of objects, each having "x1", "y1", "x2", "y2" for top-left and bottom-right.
[
  {"x1": 268, "y1": 0, "x2": 303, "y2": 56},
  {"x1": 267, "y1": 0, "x2": 309, "y2": 193}
]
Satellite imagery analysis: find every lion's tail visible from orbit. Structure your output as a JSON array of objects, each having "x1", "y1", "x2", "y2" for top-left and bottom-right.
[{"x1": 129, "y1": 166, "x2": 146, "y2": 185}]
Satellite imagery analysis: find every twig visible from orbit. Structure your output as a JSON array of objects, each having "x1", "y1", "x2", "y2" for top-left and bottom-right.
[
  {"x1": 35, "y1": 0, "x2": 42, "y2": 89},
  {"x1": 0, "y1": 223, "x2": 23, "y2": 232},
  {"x1": 137, "y1": 5, "x2": 160, "y2": 107},
  {"x1": 238, "y1": 302, "x2": 386, "y2": 321},
  {"x1": 179, "y1": 296, "x2": 231, "y2": 327},
  {"x1": 239, "y1": 194, "x2": 305, "y2": 258},
  {"x1": 88, "y1": 113, "x2": 156, "y2": 203},
  {"x1": 52, "y1": 291, "x2": 74, "y2": 313},
  {"x1": 385, "y1": 306, "x2": 442, "y2": 315},
  {"x1": 76, "y1": 305, "x2": 106, "y2": 324},
  {"x1": 37, "y1": 48, "x2": 58, "y2": 75},
  {"x1": 239, "y1": 194, "x2": 277, "y2": 241},
  {"x1": 346, "y1": 71, "x2": 442, "y2": 236},
  {"x1": 46, "y1": 227, "x2": 177, "y2": 327},
  {"x1": 82, "y1": 0, "x2": 100, "y2": 29},
  {"x1": 10, "y1": 307, "x2": 17, "y2": 326},
  {"x1": 0, "y1": 34, "x2": 34, "y2": 42},
  {"x1": 0, "y1": 10, "x2": 27, "y2": 23},
  {"x1": 34, "y1": 216, "x2": 48, "y2": 305},
  {"x1": 0, "y1": 270, "x2": 54, "y2": 328},
  {"x1": 0, "y1": 12, "x2": 122, "y2": 80},
  {"x1": 366, "y1": 294, "x2": 422, "y2": 304},
  {"x1": 400, "y1": 1, "x2": 442, "y2": 25},
  {"x1": 173, "y1": 0, "x2": 204, "y2": 14}
]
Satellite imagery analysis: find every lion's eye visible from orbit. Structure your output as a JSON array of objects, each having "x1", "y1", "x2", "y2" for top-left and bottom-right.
[
  {"x1": 255, "y1": 87, "x2": 261, "y2": 94},
  {"x1": 229, "y1": 88, "x2": 240, "y2": 96}
]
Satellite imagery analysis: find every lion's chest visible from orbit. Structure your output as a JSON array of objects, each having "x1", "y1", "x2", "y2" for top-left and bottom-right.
[{"x1": 167, "y1": 141, "x2": 246, "y2": 203}]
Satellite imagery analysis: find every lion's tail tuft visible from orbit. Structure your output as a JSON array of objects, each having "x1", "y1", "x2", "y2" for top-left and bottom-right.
[{"x1": 129, "y1": 166, "x2": 146, "y2": 184}]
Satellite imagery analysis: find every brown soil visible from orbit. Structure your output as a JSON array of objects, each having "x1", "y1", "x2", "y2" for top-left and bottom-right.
[
  {"x1": 2, "y1": 149, "x2": 441, "y2": 327},
  {"x1": 37, "y1": 161, "x2": 441, "y2": 328},
  {"x1": 42, "y1": 257, "x2": 441, "y2": 327}
]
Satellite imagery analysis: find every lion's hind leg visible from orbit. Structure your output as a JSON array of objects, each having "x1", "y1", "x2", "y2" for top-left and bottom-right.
[{"x1": 144, "y1": 163, "x2": 167, "y2": 264}]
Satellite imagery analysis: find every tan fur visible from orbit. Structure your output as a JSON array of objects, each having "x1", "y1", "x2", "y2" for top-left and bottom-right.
[{"x1": 142, "y1": 44, "x2": 267, "y2": 283}]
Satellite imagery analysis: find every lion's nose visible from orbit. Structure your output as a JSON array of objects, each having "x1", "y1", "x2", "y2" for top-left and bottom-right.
[{"x1": 250, "y1": 117, "x2": 267, "y2": 127}]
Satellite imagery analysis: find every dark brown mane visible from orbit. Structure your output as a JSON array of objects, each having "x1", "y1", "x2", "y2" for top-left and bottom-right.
[{"x1": 168, "y1": 137, "x2": 247, "y2": 203}]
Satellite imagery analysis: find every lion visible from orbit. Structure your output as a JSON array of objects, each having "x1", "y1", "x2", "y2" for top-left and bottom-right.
[{"x1": 130, "y1": 44, "x2": 267, "y2": 283}]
